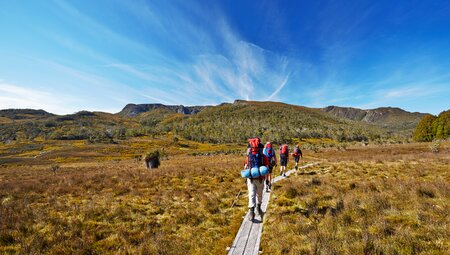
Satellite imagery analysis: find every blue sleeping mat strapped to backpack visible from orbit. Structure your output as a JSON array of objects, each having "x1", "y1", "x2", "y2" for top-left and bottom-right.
[{"x1": 241, "y1": 166, "x2": 269, "y2": 178}]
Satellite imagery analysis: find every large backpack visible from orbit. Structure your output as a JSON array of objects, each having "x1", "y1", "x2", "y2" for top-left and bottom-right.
[
  {"x1": 264, "y1": 143, "x2": 273, "y2": 157},
  {"x1": 294, "y1": 146, "x2": 300, "y2": 155},
  {"x1": 264, "y1": 143, "x2": 276, "y2": 166},
  {"x1": 280, "y1": 144, "x2": 288, "y2": 155},
  {"x1": 248, "y1": 138, "x2": 263, "y2": 168}
]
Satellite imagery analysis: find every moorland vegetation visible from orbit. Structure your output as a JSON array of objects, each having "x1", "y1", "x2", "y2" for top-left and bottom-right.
[
  {"x1": 0, "y1": 100, "x2": 433, "y2": 145},
  {"x1": 1, "y1": 101, "x2": 449, "y2": 254},
  {"x1": 262, "y1": 143, "x2": 449, "y2": 254},
  {"x1": 1, "y1": 137, "x2": 448, "y2": 254}
]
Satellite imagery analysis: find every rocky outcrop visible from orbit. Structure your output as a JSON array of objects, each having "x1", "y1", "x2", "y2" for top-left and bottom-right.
[
  {"x1": 118, "y1": 103, "x2": 206, "y2": 117},
  {"x1": 323, "y1": 106, "x2": 426, "y2": 130}
]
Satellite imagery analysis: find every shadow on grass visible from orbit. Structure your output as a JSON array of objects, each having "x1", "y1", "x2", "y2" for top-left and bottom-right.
[{"x1": 298, "y1": 171, "x2": 317, "y2": 175}]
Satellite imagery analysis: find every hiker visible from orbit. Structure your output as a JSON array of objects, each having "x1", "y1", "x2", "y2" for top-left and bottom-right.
[
  {"x1": 244, "y1": 137, "x2": 269, "y2": 221},
  {"x1": 263, "y1": 142, "x2": 277, "y2": 192},
  {"x1": 279, "y1": 144, "x2": 289, "y2": 176},
  {"x1": 292, "y1": 144, "x2": 303, "y2": 170}
]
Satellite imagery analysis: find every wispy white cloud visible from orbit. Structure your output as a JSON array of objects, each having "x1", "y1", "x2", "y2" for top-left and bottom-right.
[
  {"x1": 53, "y1": 0, "x2": 169, "y2": 63},
  {"x1": 0, "y1": 82, "x2": 76, "y2": 114},
  {"x1": 384, "y1": 86, "x2": 423, "y2": 98},
  {"x1": 113, "y1": 1, "x2": 293, "y2": 103},
  {"x1": 354, "y1": 83, "x2": 450, "y2": 111},
  {"x1": 49, "y1": 0, "x2": 294, "y2": 106},
  {"x1": 268, "y1": 74, "x2": 290, "y2": 100},
  {"x1": 105, "y1": 63, "x2": 157, "y2": 82},
  {"x1": 28, "y1": 1, "x2": 303, "y2": 111},
  {"x1": 380, "y1": 84, "x2": 449, "y2": 100},
  {"x1": 2, "y1": 0, "x2": 450, "y2": 115},
  {"x1": 177, "y1": 19, "x2": 292, "y2": 102}
]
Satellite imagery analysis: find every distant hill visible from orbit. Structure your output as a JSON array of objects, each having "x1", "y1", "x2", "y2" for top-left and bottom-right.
[
  {"x1": 140, "y1": 100, "x2": 389, "y2": 143},
  {"x1": 0, "y1": 109, "x2": 55, "y2": 123},
  {"x1": 118, "y1": 103, "x2": 207, "y2": 117},
  {"x1": 0, "y1": 101, "x2": 432, "y2": 144},
  {"x1": 322, "y1": 106, "x2": 426, "y2": 131},
  {"x1": 0, "y1": 110, "x2": 139, "y2": 143}
]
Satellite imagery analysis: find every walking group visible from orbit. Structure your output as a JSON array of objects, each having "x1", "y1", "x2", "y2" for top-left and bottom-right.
[{"x1": 242, "y1": 137, "x2": 303, "y2": 221}]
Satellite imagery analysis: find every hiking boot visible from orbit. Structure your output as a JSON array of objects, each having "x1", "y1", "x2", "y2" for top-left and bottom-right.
[
  {"x1": 248, "y1": 208, "x2": 255, "y2": 221},
  {"x1": 295, "y1": 166, "x2": 298, "y2": 170},
  {"x1": 257, "y1": 204, "x2": 263, "y2": 216}
]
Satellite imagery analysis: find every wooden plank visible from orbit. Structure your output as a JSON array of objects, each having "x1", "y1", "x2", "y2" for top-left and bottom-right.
[
  {"x1": 272, "y1": 163, "x2": 318, "y2": 183},
  {"x1": 244, "y1": 216, "x2": 261, "y2": 254},
  {"x1": 250, "y1": 190, "x2": 270, "y2": 255},
  {"x1": 228, "y1": 162, "x2": 319, "y2": 255},
  {"x1": 228, "y1": 213, "x2": 253, "y2": 254}
]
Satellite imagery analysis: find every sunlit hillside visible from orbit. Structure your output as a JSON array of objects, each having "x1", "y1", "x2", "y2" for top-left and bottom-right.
[{"x1": 0, "y1": 101, "x2": 429, "y2": 145}]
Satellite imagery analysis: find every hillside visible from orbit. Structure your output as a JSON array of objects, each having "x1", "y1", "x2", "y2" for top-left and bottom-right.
[
  {"x1": 322, "y1": 106, "x2": 426, "y2": 131},
  {"x1": 0, "y1": 101, "x2": 429, "y2": 144},
  {"x1": 0, "y1": 111, "x2": 139, "y2": 143},
  {"x1": 118, "y1": 103, "x2": 207, "y2": 117},
  {"x1": 0, "y1": 109, "x2": 55, "y2": 123},
  {"x1": 141, "y1": 100, "x2": 389, "y2": 143}
]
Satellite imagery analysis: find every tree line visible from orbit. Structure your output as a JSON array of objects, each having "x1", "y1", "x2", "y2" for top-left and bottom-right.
[{"x1": 413, "y1": 110, "x2": 450, "y2": 141}]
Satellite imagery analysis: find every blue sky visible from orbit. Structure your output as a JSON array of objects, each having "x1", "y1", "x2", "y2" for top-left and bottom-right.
[{"x1": 0, "y1": 0, "x2": 449, "y2": 114}]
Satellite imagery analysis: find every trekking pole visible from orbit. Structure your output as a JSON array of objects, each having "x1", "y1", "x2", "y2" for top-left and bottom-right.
[{"x1": 230, "y1": 190, "x2": 242, "y2": 208}]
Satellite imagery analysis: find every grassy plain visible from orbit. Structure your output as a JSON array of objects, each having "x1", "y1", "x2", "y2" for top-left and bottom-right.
[
  {"x1": 0, "y1": 136, "x2": 246, "y2": 254},
  {"x1": 262, "y1": 142, "x2": 450, "y2": 254},
  {"x1": 0, "y1": 139, "x2": 448, "y2": 254}
]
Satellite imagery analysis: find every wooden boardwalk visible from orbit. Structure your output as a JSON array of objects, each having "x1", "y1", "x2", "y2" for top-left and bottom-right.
[{"x1": 227, "y1": 163, "x2": 318, "y2": 255}]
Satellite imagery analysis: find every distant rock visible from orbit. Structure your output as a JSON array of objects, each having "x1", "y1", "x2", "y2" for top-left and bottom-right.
[
  {"x1": 117, "y1": 103, "x2": 206, "y2": 117},
  {"x1": 322, "y1": 106, "x2": 427, "y2": 130}
]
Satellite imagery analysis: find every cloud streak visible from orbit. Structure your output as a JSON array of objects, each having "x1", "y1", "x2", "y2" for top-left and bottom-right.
[
  {"x1": 1, "y1": 0, "x2": 449, "y2": 114},
  {"x1": 0, "y1": 82, "x2": 75, "y2": 114},
  {"x1": 268, "y1": 74, "x2": 290, "y2": 100}
]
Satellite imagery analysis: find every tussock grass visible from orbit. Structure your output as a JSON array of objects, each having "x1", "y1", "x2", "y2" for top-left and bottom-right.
[
  {"x1": 0, "y1": 155, "x2": 247, "y2": 254},
  {"x1": 262, "y1": 143, "x2": 449, "y2": 254},
  {"x1": 1, "y1": 141, "x2": 448, "y2": 254}
]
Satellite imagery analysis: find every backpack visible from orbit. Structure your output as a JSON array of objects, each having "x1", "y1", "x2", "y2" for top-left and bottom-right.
[
  {"x1": 265, "y1": 147, "x2": 274, "y2": 157},
  {"x1": 294, "y1": 146, "x2": 300, "y2": 155},
  {"x1": 264, "y1": 144, "x2": 276, "y2": 166},
  {"x1": 264, "y1": 143, "x2": 274, "y2": 157},
  {"x1": 280, "y1": 144, "x2": 288, "y2": 155},
  {"x1": 248, "y1": 138, "x2": 263, "y2": 168}
]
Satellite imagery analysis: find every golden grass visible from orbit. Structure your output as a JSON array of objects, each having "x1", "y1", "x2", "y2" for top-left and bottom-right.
[
  {"x1": 0, "y1": 140, "x2": 449, "y2": 254},
  {"x1": 0, "y1": 155, "x2": 248, "y2": 254},
  {"x1": 0, "y1": 117, "x2": 12, "y2": 124},
  {"x1": 261, "y1": 143, "x2": 450, "y2": 254}
]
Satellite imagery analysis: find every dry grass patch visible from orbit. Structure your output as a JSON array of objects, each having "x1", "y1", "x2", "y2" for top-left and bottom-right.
[
  {"x1": 262, "y1": 144, "x2": 449, "y2": 254},
  {"x1": 0, "y1": 154, "x2": 248, "y2": 254}
]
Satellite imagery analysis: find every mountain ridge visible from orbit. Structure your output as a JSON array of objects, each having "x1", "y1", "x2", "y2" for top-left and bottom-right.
[
  {"x1": 322, "y1": 105, "x2": 427, "y2": 131},
  {"x1": 0, "y1": 101, "x2": 435, "y2": 144},
  {"x1": 118, "y1": 103, "x2": 208, "y2": 117},
  {"x1": 0, "y1": 101, "x2": 429, "y2": 119}
]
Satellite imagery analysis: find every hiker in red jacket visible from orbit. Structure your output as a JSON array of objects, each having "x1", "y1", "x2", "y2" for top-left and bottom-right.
[
  {"x1": 292, "y1": 144, "x2": 303, "y2": 170},
  {"x1": 279, "y1": 144, "x2": 289, "y2": 176},
  {"x1": 244, "y1": 137, "x2": 269, "y2": 221}
]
